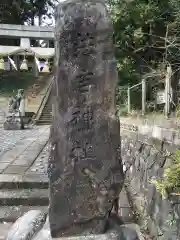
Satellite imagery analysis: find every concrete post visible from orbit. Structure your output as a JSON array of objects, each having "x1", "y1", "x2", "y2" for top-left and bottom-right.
[
  {"x1": 20, "y1": 38, "x2": 30, "y2": 49},
  {"x1": 33, "y1": 56, "x2": 39, "y2": 77},
  {"x1": 142, "y1": 79, "x2": 146, "y2": 115},
  {"x1": 165, "y1": 65, "x2": 172, "y2": 117},
  {"x1": 14, "y1": 55, "x2": 19, "y2": 70},
  {"x1": 128, "y1": 87, "x2": 131, "y2": 114}
]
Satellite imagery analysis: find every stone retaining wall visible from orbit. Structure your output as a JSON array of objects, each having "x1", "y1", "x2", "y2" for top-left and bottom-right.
[
  {"x1": 121, "y1": 122, "x2": 180, "y2": 144},
  {"x1": 121, "y1": 123, "x2": 180, "y2": 240}
]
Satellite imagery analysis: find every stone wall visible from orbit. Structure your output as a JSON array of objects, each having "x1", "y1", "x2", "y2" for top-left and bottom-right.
[{"x1": 121, "y1": 123, "x2": 180, "y2": 240}]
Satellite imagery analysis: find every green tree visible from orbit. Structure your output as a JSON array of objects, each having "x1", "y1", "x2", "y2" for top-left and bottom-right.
[
  {"x1": 0, "y1": 0, "x2": 27, "y2": 24},
  {"x1": 110, "y1": 0, "x2": 179, "y2": 87},
  {"x1": 0, "y1": 0, "x2": 56, "y2": 25},
  {"x1": 0, "y1": 0, "x2": 56, "y2": 46},
  {"x1": 25, "y1": 0, "x2": 56, "y2": 26}
]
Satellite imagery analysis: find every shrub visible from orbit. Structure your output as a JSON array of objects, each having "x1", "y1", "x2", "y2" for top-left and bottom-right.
[{"x1": 151, "y1": 149, "x2": 180, "y2": 198}]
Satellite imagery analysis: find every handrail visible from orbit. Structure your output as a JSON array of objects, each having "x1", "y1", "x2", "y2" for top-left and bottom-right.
[
  {"x1": 129, "y1": 82, "x2": 142, "y2": 90},
  {"x1": 34, "y1": 76, "x2": 53, "y2": 123}
]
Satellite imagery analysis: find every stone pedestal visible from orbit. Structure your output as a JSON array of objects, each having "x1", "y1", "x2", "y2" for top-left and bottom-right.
[
  {"x1": 33, "y1": 218, "x2": 141, "y2": 240},
  {"x1": 6, "y1": 210, "x2": 142, "y2": 240},
  {"x1": 3, "y1": 113, "x2": 24, "y2": 130}
]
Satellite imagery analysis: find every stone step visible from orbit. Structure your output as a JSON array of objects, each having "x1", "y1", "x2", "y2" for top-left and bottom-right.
[
  {"x1": 39, "y1": 120, "x2": 52, "y2": 123},
  {"x1": 37, "y1": 121, "x2": 52, "y2": 125},
  {"x1": 40, "y1": 114, "x2": 51, "y2": 116},
  {"x1": 38, "y1": 120, "x2": 51, "y2": 122},
  {"x1": 39, "y1": 119, "x2": 52, "y2": 122},
  {"x1": 42, "y1": 111, "x2": 51, "y2": 114},
  {"x1": 43, "y1": 103, "x2": 52, "y2": 106},
  {"x1": 43, "y1": 107, "x2": 52, "y2": 111},
  {"x1": 0, "y1": 174, "x2": 48, "y2": 189},
  {"x1": 41, "y1": 112, "x2": 51, "y2": 114},
  {"x1": 38, "y1": 116, "x2": 51, "y2": 118},
  {"x1": 38, "y1": 114, "x2": 51, "y2": 116},
  {"x1": 42, "y1": 113, "x2": 51, "y2": 116},
  {"x1": 41, "y1": 110, "x2": 51, "y2": 113},
  {"x1": 37, "y1": 122, "x2": 52, "y2": 125},
  {"x1": 0, "y1": 206, "x2": 48, "y2": 222},
  {"x1": 43, "y1": 109, "x2": 52, "y2": 111},
  {"x1": 39, "y1": 116, "x2": 52, "y2": 119},
  {"x1": 0, "y1": 189, "x2": 48, "y2": 206},
  {"x1": 0, "y1": 223, "x2": 12, "y2": 240}
]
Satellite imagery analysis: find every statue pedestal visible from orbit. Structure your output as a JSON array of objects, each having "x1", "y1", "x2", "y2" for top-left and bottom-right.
[
  {"x1": 6, "y1": 210, "x2": 142, "y2": 240},
  {"x1": 3, "y1": 113, "x2": 24, "y2": 130},
  {"x1": 33, "y1": 218, "x2": 142, "y2": 240}
]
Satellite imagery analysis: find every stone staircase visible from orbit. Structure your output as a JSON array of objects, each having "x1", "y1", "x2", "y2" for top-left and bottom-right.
[
  {"x1": 36, "y1": 95, "x2": 52, "y2": 125},
  {"x1": 35, "y1": 81, "x2": 53, "y2": 126},
  {"x1": 0, "y1": 177, "x2": 49, "y2": 238},
  {"x1": 0, "y1": 130, "x2": 50, "y2": 239},
  {"x1": 0, "y1": 183, "x2": 49, "y2": 239},
  {"x1": 0, "y1": 175, "x2": 49, "y2": 239},
  {"x1": 0, "y1": 178, "x2": 49, "y2": 239},
  {"x1": 25, "y1": 73, "x2": 52, "y2": 99}
]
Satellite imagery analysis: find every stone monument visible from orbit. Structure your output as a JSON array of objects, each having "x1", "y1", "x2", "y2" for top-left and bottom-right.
[
  {"x1": 48, "y1": 0, "x2": 124, "y2": 237},
  {"x1": 3, "y1": 89, "x2": 25, "y2": 130},
  {"x1": 5, "y1": 1, "x2": 142, "y2": 239}
]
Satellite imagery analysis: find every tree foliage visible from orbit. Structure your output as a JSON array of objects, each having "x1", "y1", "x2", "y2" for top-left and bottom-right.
[
  {"x1": 2, "y1": 0, "x2": 180, "y2": 93},
  {"x1": 110, "y1": 0, "x2": 180, "y2": 88},
  {"x1": 151, "y1": 149, "x2": 180, "y2": 198},
  {"x1": 0, "y1": 0, "x2": 56, "y2": 25},
  {"x1": 0, "y1": 0, "x2": 56, "y2": 46}
]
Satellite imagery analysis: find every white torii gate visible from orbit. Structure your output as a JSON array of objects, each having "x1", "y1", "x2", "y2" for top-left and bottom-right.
[
  {"x1": 0, "y1": 24, "x2": 55, "y2": 74},
  {"x1": 0, "y1": 24, "x2": 54, "y2": 39}
]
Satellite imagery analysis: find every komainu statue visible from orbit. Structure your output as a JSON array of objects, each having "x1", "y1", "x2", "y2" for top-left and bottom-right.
[
  {"x1": 4, "y1": 89, "x2": 25, "y2": 130},
  {"x1": 8, "y1": 89, "x2": 24, "y2": 113}
]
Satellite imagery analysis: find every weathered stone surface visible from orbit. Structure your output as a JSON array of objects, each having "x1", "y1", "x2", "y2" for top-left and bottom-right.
[
  {"x1": 3, "y1": 118, "x2": 22, "y2": 130},
  {"x1": 0, "y1": 223, "x2": 12, "y2": 240},
  {"x1": 33, "y1": 218, "x2": 141, "y2": 240},
  {"x1": 6, "y1": 210, "x2": 47, "y2": 240},
  {"x1": 121, "y1": 128, "x2": 180, "y2": 240},
  {"x1": 49, "y1": 0, "x2": 124, "y2": 237},
  {"x1": 0, "y1": 189, "x2": 48, "y2": 205},
  {"x1": 0, "y1": 126, "x2": 49, "y2": 188},
  {"x1": 0, "y1": 206, "x2": 48, "y2": 222}
]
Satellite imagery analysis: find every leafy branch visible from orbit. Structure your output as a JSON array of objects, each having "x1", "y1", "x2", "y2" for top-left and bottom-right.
[{"x1": 151, "y1": 149, "x2": 180, "y2": 199}]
